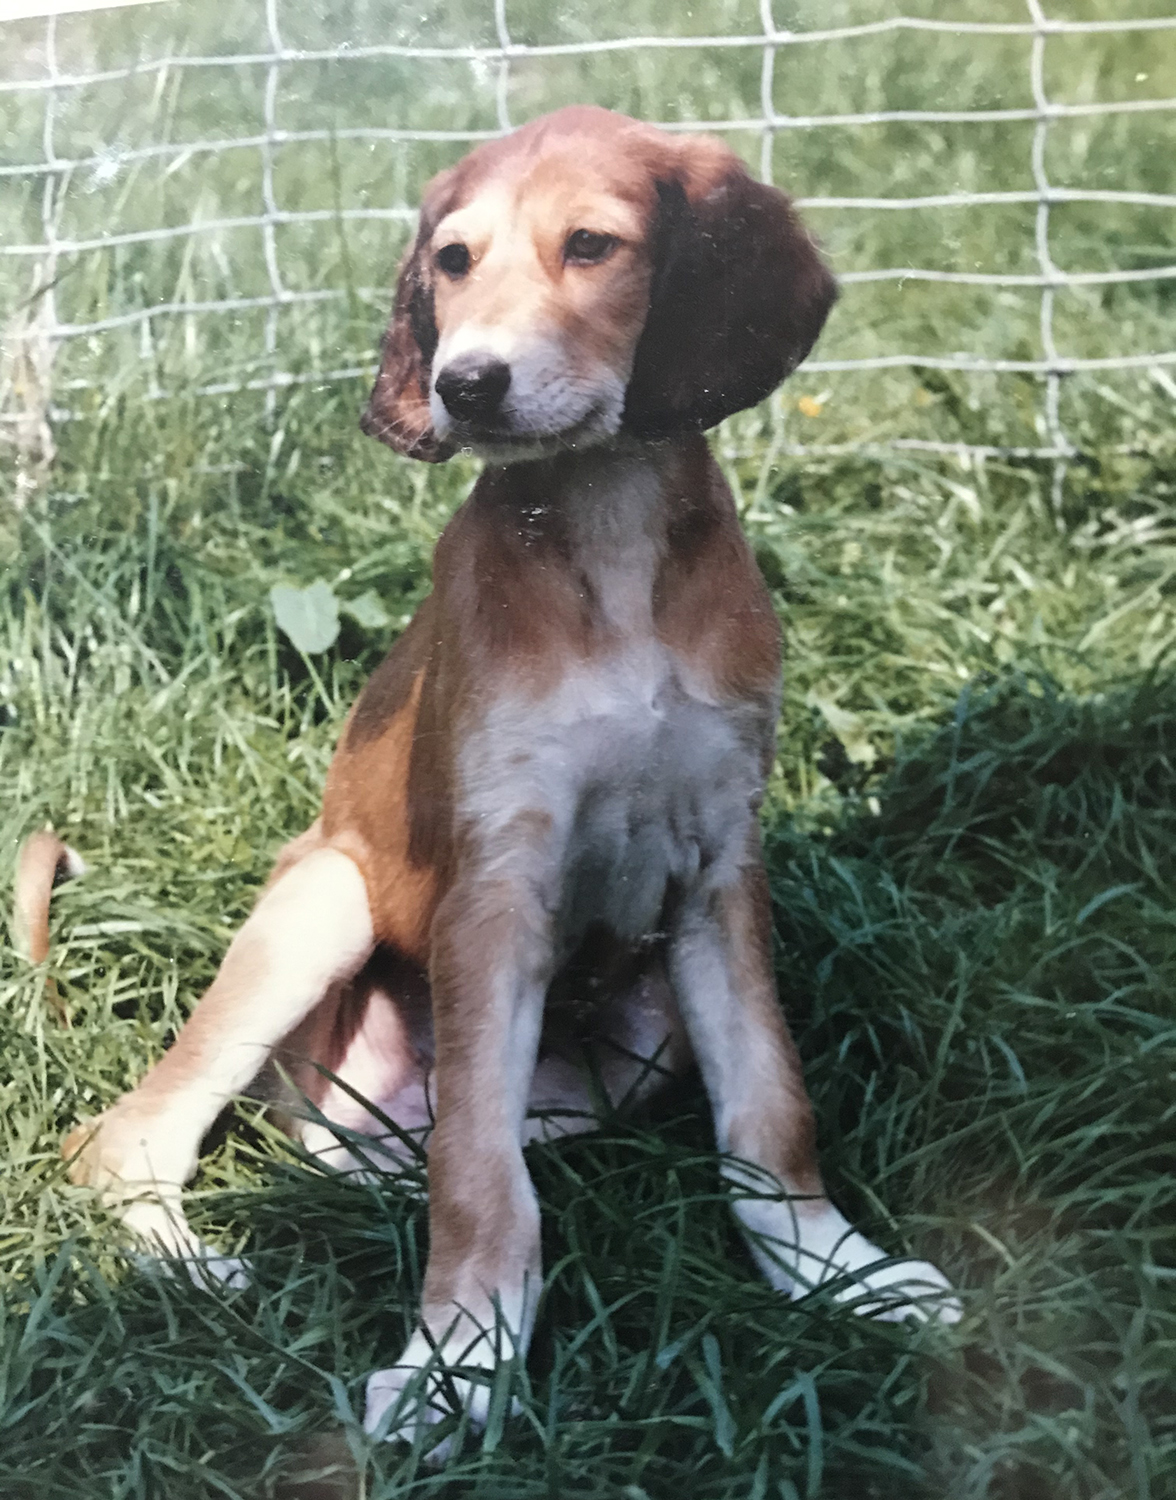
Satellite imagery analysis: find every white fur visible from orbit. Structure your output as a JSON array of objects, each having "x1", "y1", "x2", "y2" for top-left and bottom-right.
[
  {"x1": 732, "y1": 1191, "x2": 962, "y2": 1322},
  {"x1": 364, "y1": 1277, "x2": 536, "y2": 1452}
]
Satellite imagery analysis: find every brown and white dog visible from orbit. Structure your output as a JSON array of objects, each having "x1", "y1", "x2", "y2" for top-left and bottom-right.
[{"x1": 32, "y1": 106, "x2": 959, "y2": 1444}]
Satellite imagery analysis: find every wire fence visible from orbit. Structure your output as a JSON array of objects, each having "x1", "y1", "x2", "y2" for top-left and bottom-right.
[{"x1": 2, "y1": 0, "x2": 1175, "y2": 484}]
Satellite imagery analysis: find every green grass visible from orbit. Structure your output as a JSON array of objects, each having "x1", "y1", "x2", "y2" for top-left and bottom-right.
[
  {"x1": 2, "y1": 0, "x2": 1175, "y2": 454},
  {"x1": 3, "y1": 0, "x2": 1176, "y2": 1496}
]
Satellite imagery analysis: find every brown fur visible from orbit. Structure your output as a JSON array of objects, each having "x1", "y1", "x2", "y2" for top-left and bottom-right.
[{"x1": 718, "y1": 849, "x2": 823, "y2": 1197}]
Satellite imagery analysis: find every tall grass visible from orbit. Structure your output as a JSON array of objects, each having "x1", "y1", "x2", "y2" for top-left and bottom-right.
[
  {"x1": 2, "y1": 0, "x2": 1174, "y2": 456},
  {"x1": 2, "y1": 1, "x2": 1175, "y2": 1496}
]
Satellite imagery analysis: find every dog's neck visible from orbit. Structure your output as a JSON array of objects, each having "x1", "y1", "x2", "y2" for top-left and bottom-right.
[
  {"x1": 533, "y1": 438, "x2": 665, "y2": 527},
  {"x1": 474, "y1": 436, "x2": 710, "y2": 636},
  {"x1": 480, "y1": 433, "x2": 709, "y2": 540}
]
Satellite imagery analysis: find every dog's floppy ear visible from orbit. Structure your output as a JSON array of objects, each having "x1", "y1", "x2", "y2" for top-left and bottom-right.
[
  {"x1": 361, "y1": 170, "x2": 458, "y2": 463},
  {"x1": 622, "y1": 143, "x2": 837, "y2": 437}
]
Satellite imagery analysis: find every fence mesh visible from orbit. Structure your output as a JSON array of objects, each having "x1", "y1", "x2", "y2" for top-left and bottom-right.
[{"x1": 1, "y1": 0, "x2": 1174, "y2": 482}]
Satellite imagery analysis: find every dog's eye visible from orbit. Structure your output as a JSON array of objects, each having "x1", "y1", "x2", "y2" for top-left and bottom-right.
[
  {"x1": 564, "y1": 230, "x2": 618, "y2": 265},
  {"x1": 435, "y1": 243, "x2": 471, "y2": 278}
]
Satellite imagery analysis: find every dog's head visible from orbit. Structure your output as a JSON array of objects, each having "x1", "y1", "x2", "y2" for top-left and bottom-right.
[{"x1": 361, "y1": 106, "x2": 836, "y2": 463}]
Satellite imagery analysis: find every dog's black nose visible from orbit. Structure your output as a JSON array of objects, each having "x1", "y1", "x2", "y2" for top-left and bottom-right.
[{"x1": 434, "y1": 354, "x2": 512, "y2": 423}]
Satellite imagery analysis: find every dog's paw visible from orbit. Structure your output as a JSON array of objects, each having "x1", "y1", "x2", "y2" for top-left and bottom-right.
[
  {"x1": 122, "y1": 1197, "x2": 252, "y2": 1292},
  {"x1": 833, "y1": 1252, "x2": 962, "y2": 1324},
  {"x1": 131, "y1": 1244, "x2": 252, "y2": 1292},
  {"x1": 364, "y1": 1330, "x2": 492, "y2": 1434},
  {"x1": 740, "y1": 1199, "x2": 961, "y2": 1325},
  {"x1": 63, "y1": 1111, "x2": 250, "y2": 1289},
  {"x1": 187, "y1": 1250, "x2": 251, "y2": 1292},
  {"x1": 364, "y1": 1326, "x2": 519, "y2": 1461}
]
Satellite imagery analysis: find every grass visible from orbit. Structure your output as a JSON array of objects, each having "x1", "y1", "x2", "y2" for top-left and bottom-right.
[
  {"x1": 2, "y1": 0, "x2": 1176, "y2": 1496},
  {"x1": 2, "y1": 0, "x2": 1175, "y2": 451}
]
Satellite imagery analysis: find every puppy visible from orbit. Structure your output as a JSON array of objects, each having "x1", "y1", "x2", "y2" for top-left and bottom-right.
[{"x1": 34, "y1": 106, "x2": 958, "y2": 1445}]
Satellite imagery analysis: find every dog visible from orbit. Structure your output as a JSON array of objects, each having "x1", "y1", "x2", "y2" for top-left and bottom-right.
[{"x1": 25, "y1": 105, "x2": 959, "y2": 1446}]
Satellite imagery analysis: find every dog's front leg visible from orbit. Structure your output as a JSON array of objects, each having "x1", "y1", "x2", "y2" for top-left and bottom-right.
[
  {"x1": 669, "y1": 851, "x2": 961, "y2": 1323},
  {"x1": 364, "y1": 869, "x2": 551, "y2": 1443}
]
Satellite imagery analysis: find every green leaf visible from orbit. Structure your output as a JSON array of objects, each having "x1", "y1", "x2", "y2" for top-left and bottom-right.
[
  {"x1": 1075, "y1": 882, "x2": 1141, "y2": 927},
  {"x1": 698, "y1": 1332, "x2": 735, "y2": 1457},
  {"x1": 269, "y1": 580, "x2": 340, "y2": 654},
  {"x1": 339, "y1": 589, "x2": 391, "y2": 631}
]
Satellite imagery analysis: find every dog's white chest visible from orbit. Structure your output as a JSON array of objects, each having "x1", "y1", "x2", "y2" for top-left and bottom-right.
[{"x1": 460, "y1": 651, "x2": 764, "y2": 951}]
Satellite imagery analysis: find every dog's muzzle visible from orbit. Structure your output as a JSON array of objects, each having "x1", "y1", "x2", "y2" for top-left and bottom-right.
[{"x1": 434, "y1": 353, "x2": 512, "y2": 425}]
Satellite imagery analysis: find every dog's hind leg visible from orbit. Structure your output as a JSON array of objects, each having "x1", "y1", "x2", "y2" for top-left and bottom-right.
[
  {"x1": 64, "y1": 845, "x2": 374, "y2": 1282},
  {"x1": 286, "y1": 954, "x2": 436, "y2": 1175}
]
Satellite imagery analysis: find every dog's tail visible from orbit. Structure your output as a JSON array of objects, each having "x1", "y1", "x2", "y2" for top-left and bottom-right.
[{"x1": 13, "y1": 829, "x2": 86, "y2": 969}]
